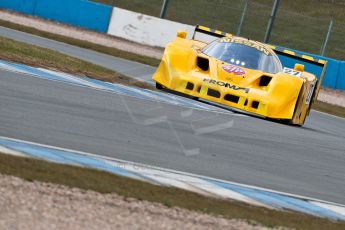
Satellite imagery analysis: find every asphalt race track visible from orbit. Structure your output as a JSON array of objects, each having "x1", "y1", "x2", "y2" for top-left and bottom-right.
[{"x1": 0, "y1": 26, "x2": 345, "y2": 204}]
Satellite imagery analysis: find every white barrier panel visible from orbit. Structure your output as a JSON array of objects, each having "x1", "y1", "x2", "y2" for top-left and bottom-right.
[{"x1": 107, "y1": 7, "x2": 195, "y2": 47}]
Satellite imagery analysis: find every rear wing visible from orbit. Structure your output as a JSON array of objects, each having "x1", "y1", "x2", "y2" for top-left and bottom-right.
[
  {"x1": 192, "y1": 25, "x2": 327, "y2": 104},
  {"x1": 192, "y1": 25, "x2": 233, "y2": 39}
]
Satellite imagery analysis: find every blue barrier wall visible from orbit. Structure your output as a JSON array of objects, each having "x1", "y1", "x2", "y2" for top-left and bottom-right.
[
  {"x1": 34, "y1": 0, "x2": 112, "y2": 33},
  {"x1": 0, "y1": 0, "x2": 112, "y2": 33},
  {"x1": 336, "y1": 63, "x2": 345, "y2": 90},
  {"x1": 0, "y1": 0, "x2": 36, "y2": 14},
  {"x1": 277, "y1": 49, "x2": 345, "y2": 90}
]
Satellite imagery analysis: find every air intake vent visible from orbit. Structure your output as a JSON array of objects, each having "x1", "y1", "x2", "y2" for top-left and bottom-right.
[
  {"x1": 197, "y1": 86, "x2": 201, "y2": 93},
  {"x1": 259, "y1": 75, "x2": 272, "y2": 87},
  {"x1": 207, "y1": 88, "x2": 220, "y2": 98},
  {"x1": 197, "y1": 56, "x2": 209, "y2": 71},
  {"x1": 252, "y1": 101, "x2": 259, "y2": 109},
  {"x1": 224, "y1": 94, "x2": 240, "y2": 103},
  {"x1": 186, "y1": 82, "x2": 194, "y2": 90}
]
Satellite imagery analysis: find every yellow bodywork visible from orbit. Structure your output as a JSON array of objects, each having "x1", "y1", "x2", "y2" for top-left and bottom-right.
[{"x1": 153, "y1": 27, "x2": 325, "y2": 126}]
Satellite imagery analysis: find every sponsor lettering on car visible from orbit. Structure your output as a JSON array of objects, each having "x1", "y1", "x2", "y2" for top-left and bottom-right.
[
  {"x1": 222, "y1": 64, "x2": 245, "y2": 75},
  {"x1": 219, "y1": 37, "x2": 271, "y2": 55},
  {"x1": 203, "y1": 78, "x2": 250, "y2": 93}
]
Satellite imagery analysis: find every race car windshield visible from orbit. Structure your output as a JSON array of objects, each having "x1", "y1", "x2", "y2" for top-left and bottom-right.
[{"x1": 202, "y1": 40, "x2": 282, "y2": 73}]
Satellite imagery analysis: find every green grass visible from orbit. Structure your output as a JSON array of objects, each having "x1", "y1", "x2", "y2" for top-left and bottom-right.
[
  {"x1": 313, "y1": 100, "x2": 345, "y2": 118},
  {"x1": 1, "y1": 153, "x2": 345, "y2": 230},
  {"x1": 94, "y1": 0, "x2": 345, "y2": 59},
  {"x1": 0, "y1": 19, "x2": 160, "y2": 67},
  {"x1": 0, "y1": 35, "x2": 153, "y2": 89}
]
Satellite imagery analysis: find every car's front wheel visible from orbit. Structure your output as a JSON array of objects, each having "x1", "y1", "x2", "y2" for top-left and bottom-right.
[
  {"x1": 155, "y1": 82, "x2": 164, "y2": 90},
  {"x1": 289, "y1": 84, "x2": 306, "y2": 126}
]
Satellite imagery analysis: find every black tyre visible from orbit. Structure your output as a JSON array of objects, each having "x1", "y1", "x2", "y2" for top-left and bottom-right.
[
  {"x1": 156, "y1": 82, "x2": 164, "y2": 90},
  {"x1": 289, "y1": 84, "x2": 305, "y2": 126}
]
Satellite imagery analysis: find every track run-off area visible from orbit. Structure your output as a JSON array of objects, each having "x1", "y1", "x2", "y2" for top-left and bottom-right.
[{"x1": 0, "y1": 26, "x2": 345, "y2": 215}]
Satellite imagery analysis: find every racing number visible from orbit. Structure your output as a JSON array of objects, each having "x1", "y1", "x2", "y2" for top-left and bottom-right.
[{"x1": 283, "y1": 67, "x2": 302, "y2": 77}]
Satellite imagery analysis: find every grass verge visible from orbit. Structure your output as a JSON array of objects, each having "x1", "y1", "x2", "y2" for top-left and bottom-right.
[
  {"x1": 0, "y1": 18, "x2": 160, "y2": 67},
  {"x1": 313, "y1": 101, "x2": 345, "y2": 118},
  {"x1": 0, "y1": 153, "x2": 344, "y2": 230},
  {"x1": 0, "y1": 36, "x2": 153, "y2": 90}
]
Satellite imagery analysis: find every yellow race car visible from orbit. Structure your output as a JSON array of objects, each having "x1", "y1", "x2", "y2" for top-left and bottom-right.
[{"x1": 153, "y1": 25, "x2": 327, "y2": 126}]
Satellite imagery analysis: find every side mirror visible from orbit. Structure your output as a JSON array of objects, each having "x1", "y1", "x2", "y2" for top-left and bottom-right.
[
  {"x1": 192, "y1": 45, "x2": 202, "y2": 53},
  {"x1": 294, "y1": 63, "x2": 304, "y2": 72},
  {"x1": 177, "y1": 31, "x2": 187, "y2": 39}
]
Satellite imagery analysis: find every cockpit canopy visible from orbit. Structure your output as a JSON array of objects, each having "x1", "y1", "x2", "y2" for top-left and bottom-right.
[{"x1": 202, "y1": 38, "x2": 283, "y2": 74}]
